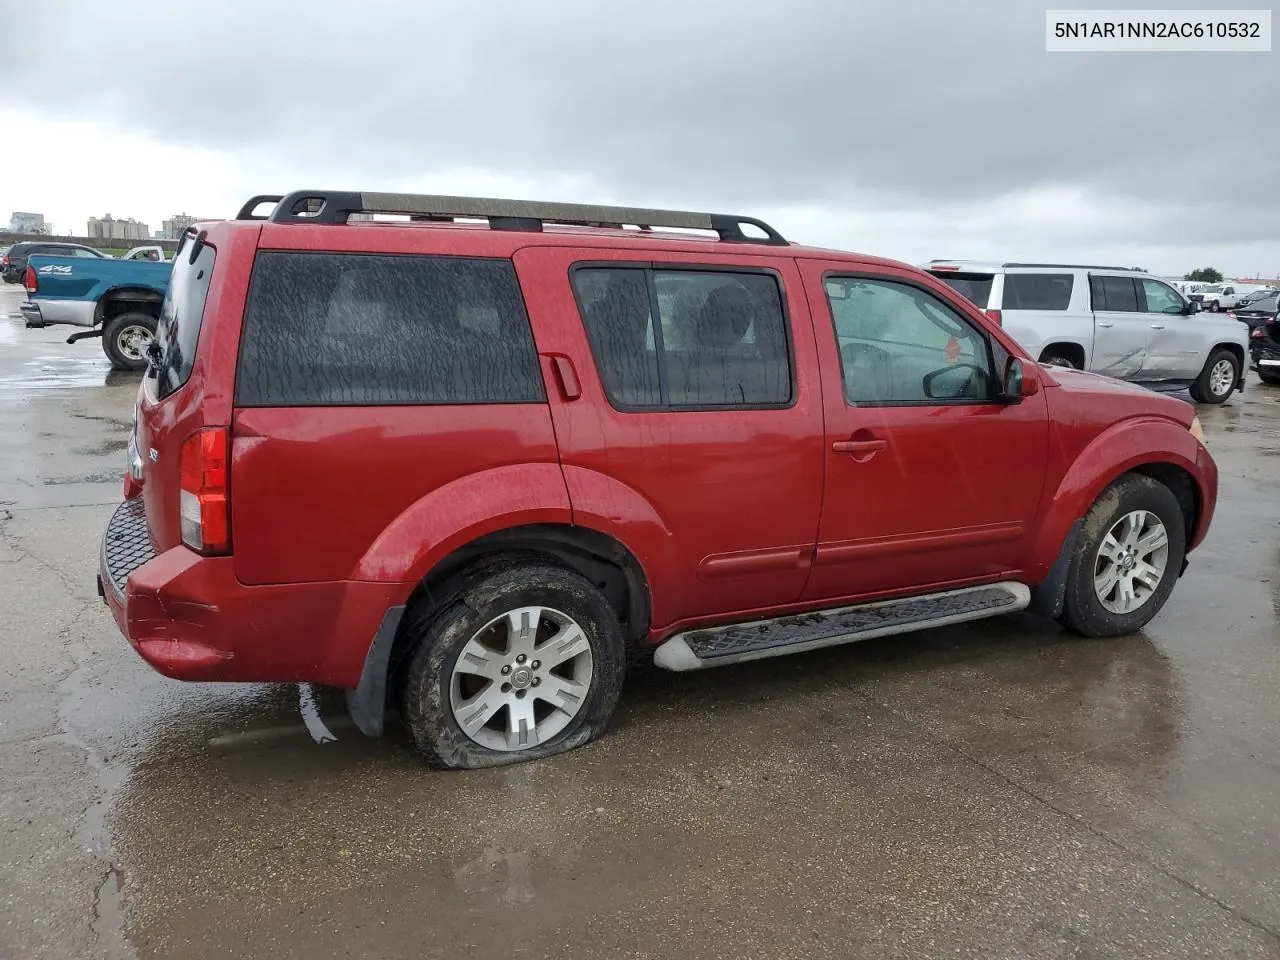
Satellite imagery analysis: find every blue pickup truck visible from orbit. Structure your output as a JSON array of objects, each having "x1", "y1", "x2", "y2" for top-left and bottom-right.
[{"x1": 21, "y1": 248, "x2": 173, "y2": 371}]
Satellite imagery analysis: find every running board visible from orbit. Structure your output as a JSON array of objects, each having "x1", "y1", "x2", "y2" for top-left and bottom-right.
[{"x1": 653, "y1": 582, "x2": 1030, "y2": 671}]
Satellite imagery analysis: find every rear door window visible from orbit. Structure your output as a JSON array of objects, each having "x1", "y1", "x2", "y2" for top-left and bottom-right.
[
  {"x1": 155, "y1": 242, "x2": 216, "y2": 398},
  {"x1": 235, "y1": 253, "x2": 545, "y2": 406},
  {"x1": 928, "y1": 271, "x2": 994, "y2": 308},
  {"x1": 1090, "y1": 276, "x2": 1140, "y2": 312},
  {"x1": 1002, "y1": 273, "x2": 1073, "y2": 310}
]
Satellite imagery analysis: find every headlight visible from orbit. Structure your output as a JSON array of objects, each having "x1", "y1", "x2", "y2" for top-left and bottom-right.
[{"x1": 1190, "y1": 416, "x2": 1205, "y2": 443}]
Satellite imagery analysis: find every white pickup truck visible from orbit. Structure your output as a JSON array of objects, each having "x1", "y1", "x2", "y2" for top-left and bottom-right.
[
  {"x1": 1187, "y1": 283, "x2": 1242, "y2": 312},
  {"x1": 926, "y1": 261, "x2": 1250, "y2": 404}
]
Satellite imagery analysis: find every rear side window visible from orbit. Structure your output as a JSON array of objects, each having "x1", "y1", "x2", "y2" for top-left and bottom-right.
[
  {"x1": 155, "y1": 242, "x2": 216, "y2": 399},
  {"x1": 572, "y1": 267, "x2": 791, "y2": 409},
  {"x1": 1002, "y1": 273, "x2": 1073, "y2": 310},
  {"x1": 1090, "y1": 276, "x2": 1140, "y2": 312},
  {"x1": 236, "y1": 253, "x2": 545, "y2": 406},
  {"x1": 929, "y1": 271, "x2": 994, "y2": 308}
]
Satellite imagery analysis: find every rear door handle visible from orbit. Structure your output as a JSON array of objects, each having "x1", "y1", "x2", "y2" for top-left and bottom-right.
[
  {"x1": 832, "y1": 439, "x2": 887, "y2": 455},
  {"x1": 1149, "y1": 323, "x2": 1165, "y2": 330},
  {"x1": 1097, "y1": 321, "x2": 1114, "y2": 328}
]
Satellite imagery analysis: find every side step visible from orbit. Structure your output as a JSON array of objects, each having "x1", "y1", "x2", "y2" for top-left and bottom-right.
[{"x1": 653, "y1": 582, "x2": 1030, "y2": 672}]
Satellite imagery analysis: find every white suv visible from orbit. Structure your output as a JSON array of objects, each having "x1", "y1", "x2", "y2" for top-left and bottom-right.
[{"x1": 926, "y1": 261, "x2": 1249, "y2": 404}]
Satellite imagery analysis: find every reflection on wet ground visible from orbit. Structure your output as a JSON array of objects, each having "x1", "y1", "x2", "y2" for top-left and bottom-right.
[{"x1": 1, "y1": 285, "x2": 1279, "y2": 960}]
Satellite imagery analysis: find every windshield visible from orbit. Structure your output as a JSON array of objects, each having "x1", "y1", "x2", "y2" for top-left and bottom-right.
[{"x1": 1201, "y1": 285, "x2": 1223, "y2": 293}]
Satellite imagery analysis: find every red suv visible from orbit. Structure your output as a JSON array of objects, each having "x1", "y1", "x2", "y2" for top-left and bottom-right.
[{"x1": 99, "y1": 191, "x2": 1217, "y2": 769}]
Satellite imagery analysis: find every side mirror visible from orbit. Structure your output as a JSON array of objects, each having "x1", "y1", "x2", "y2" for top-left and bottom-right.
[
  {"x1": 1001, "y1": 358, "x2": 1039, "y2": 403},
  {"x1": 1183, "y1": 300, "x2": 1200, "y2": 315}
]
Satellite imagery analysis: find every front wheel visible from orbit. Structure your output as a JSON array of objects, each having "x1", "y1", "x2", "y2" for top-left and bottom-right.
[
  {"x1": 101, "y1": 313, "x2": 156, "y2": 372},
  {"x1": 1208, "y1": 300, "x2": 1220, "y2": 312},
  {"x1": 1188, "y1": 348, "x2": 1240, "y2": 404},
  {"x1": 400, "y1": 561, "x2": 626, "y2": 769},
  {"x1": 1063, "y1": 474, "x2": 1186, "y2": 638}
]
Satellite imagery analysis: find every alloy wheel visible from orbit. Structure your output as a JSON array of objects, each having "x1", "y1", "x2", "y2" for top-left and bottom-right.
[
  {"x1": 448, "y1": 605, "x2": 594, "y2": 751},
  {"x1": 1093, "y1": 510, "x2": 1169, "y2": 614}
]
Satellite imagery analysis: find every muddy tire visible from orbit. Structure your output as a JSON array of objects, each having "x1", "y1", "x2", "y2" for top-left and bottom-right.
[
  {"x1": 1188, "y1": 348, "x2": 1239, "y2": 404},
  {"x1": 1062, "y1": 474, "x2": 1186, "y2": 638},
  {"x1": 101, "y1": 312, "x2": 156, "y2": 372},
  {"x1": 400, "y1": 561, "x2": 626, "y2": 769}
]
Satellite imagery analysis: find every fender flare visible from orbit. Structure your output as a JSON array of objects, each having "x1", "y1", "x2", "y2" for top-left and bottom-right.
[
  {"x1": 1026, "y1": 416, "x2": 1211, "y2": 584},
  {"x1": 350, "y1": 462, "x2": 574, "y2": 587}
]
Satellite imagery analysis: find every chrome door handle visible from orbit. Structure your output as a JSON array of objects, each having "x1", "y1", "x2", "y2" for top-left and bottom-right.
[
  {"x1": 1150, "y1": 323, "x2": 1165, "y2": 330},
  {"x1": 1097, "y1": 321, "x2": 1114, "y2": 328}
]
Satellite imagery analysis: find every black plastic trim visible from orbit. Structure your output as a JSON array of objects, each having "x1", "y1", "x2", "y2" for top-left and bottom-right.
[
  {"x1": 1028, "y1": 519, "x2": 1083, "y2": 620},
  {"x1": 235, "y1": 195, "x2": 284, "y2": 220},
  {"x1": 345, "y1": 605, "x2": 406, "y2": 737}
]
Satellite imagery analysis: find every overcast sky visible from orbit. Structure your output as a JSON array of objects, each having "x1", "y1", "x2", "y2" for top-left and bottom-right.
[{"x1": 1, "y1": 0, "x2": 1276, "y2": 277}]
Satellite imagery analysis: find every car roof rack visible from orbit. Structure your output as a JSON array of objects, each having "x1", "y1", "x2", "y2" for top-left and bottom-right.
[
  {"x1": 242, "y1": 190, "x2": 789, "y2": 245},
  {"x1": 1002, "y1": 262, "x2": 1138, "y2": 271}
]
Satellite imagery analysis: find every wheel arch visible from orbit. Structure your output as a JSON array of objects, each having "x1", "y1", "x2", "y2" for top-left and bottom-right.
[
  {"x1": 1038, "y1": 341, "x2": 1087, "y2": 369},
  {"x1": 95, "y1": 286, "x2": 164, "y2": 325},
  {"x1": 1026, "y1": 417, "x2": 1215, "y2": 582}
]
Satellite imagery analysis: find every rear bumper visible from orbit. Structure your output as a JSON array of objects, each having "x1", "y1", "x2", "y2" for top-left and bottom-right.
[
  {"x1": 29, "y1": 298, "x2": 96, "y2": 328},
  {"x1": 19, "y1": 302, "x2": 42, "y2": 327},
  {"x1": 99, "y1": 499, "x2": 403, "y2": 686}
]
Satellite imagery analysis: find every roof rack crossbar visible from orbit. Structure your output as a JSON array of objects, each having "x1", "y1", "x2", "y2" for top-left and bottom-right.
[{"x1": 254, "y1": 191, "x2": 788, "y2": 245}]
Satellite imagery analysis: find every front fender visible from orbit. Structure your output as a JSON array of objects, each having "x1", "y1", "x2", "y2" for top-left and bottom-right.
[
  {"x1": 1026, "y1": 416, "x2": 1215, "y2": 581},
  {"x1": 351, "y1": 463, "x2": 572, "y2": 586}
]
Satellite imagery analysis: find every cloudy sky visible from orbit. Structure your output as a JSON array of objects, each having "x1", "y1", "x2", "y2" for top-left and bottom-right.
[{"x1": 1, "y1": 0, "x2": 1276, "y2": 277}]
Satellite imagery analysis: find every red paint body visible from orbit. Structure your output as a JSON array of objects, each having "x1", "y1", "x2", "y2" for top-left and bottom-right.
[{"x1": 102, "y1": 219, "x2": 1218, "y2": 687}]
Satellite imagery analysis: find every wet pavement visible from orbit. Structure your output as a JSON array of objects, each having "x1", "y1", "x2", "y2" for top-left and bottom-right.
[{"x1": 1, "y1": 281, "x2": 1278, "y2": 959}]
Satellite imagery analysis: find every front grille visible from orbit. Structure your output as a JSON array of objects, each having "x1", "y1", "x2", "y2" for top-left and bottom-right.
[{"x1": 102, "y1": 498, "x2": 155, "y2": 596}]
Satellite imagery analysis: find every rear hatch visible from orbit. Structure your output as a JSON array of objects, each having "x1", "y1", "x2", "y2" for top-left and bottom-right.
[{"x1": 133, "y1": 231, "x2": 221, "y2": 552}]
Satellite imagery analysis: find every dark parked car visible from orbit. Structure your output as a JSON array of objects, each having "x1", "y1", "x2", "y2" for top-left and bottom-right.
[
  {"x1": 1232, "y1": 294, "x2": 1279, "y2": 335},
  {"x1": 1, "y1": 241, "x2": 107, "y2": 283},
  {"x1": 1249, "y1": 317, "x2": 1280, "y2": 385}
]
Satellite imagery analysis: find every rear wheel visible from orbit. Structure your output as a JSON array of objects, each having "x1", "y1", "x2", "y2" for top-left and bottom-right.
[
  {"x1": 400, "y1": 561, "x2": 626, "y2": 769},
  {"x1": 101, "y1": 312, "x2": 156, "y2": 372},
  {"x1": 1063, "y1": 474, "x2": 1186, "y2": 638},
  {"x1": 1188, "y1": 348, "x2": 1239, "y2": 404}
]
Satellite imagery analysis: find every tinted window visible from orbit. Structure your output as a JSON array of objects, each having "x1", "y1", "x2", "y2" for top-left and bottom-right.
[
  {"x1": 573, "y1": 267, "x2": 791, "y2": 409},
  {"x1": 825, "y1": 277, "x2": 993, "y2": 405},
  {"x1": 930, "y1": 271, "x2": 994, "y2": 308},
  {"x1": 155, "y1": 242, "x2": 216, "y2": 398},
  {"x1": 1090, "y1": 276, "x2": 1140, "y2": 312},
  {"x1": 1140, "y1": 279, "x2": 1184, "y2": 315},
  {"x1": 1002, "y1": 273, "x2": 1073, "y2": 310},
  {"x1": 236, "y1": 253, "x2": 544, "y2": 407}
]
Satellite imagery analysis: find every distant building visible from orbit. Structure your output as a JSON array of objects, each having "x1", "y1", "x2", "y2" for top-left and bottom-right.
[
  {"x1": 87, "y1": 214, "x2": 151, "y2": 242},
  {"x1": 159, "y1": 213, "x2": 211, "y2": 239},
  {"x1": 8, "y1": 212, "x2": 50, "y2": 235}
]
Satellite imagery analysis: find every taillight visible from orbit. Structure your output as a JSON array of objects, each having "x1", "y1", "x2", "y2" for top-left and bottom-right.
[
  {"x1": 24, "y1": 266, "x2": 37, "y2": 293},
  {"x1": 1, "y1": 253, "x2": 9, "y2": 266},
  {"x1": 985, "y1": 309, "x2": 1003, "y2": 327},
  {"x1": 1253, "y1": 327, "x2": 1266, "y2": 339},
  {"x1": 179, "y1": 427, "x2": 229, "y2": 554}
]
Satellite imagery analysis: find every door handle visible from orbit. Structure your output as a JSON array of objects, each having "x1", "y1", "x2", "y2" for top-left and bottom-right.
[
  {"x1": 1097, "y1": 321, "x2": 1114, "y2": 328},
  {"x1": 832, "y1": 439, "x2": 887, "y2": 455},
  {"x1": 1149, "y1": 323, "x2": 1166, "y2": 330}
]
